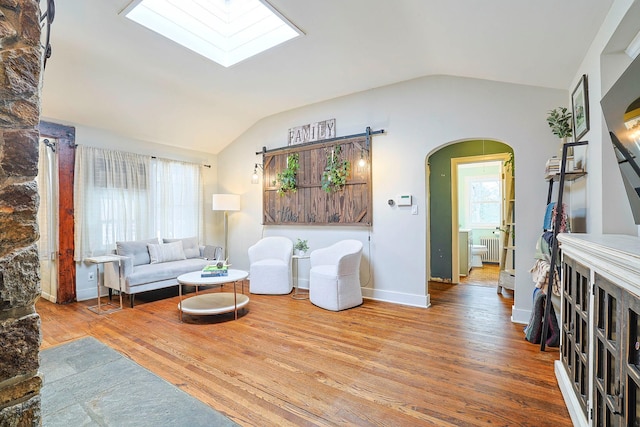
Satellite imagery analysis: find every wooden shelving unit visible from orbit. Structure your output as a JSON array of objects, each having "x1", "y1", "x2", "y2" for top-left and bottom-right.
[
  {"x1": 498, "y1": 174, "x2": 515, "y2": 293},
  {"x1": 540, "y1": 140, "x2": 588, "y2": 351}
]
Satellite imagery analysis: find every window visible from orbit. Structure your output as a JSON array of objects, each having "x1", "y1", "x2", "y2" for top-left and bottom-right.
[
  {"x1": 467, "y1": 177, "x2": 501, "y2": 228},
  {"x1": 74, "y1": 146, "x2": 203, "y2": 260},
  {"x1": 151, "y1": 158, "x2": 202, "y2": 240}
]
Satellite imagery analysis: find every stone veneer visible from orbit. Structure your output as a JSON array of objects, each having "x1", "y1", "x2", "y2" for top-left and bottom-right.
[{"x1": 0, "y1": 0, "x2": 43, "y2": 425}]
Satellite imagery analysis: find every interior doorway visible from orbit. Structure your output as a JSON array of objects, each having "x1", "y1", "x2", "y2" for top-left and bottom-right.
[
  {"x1": 451, "y1": 153, "x2": 511, "y2": 285},
  {"x1": 426, "y1": 139, "x2": 513, "y2": 287},
  {"x1": 453, "y1": 156, "x2": 511, "y2": 287},
  {"x1": 37, "y1": 137, "x2": 58, "y2": 302},
  {"x1": 38, "y1": 121, "x2": 76, "y2": 304}
]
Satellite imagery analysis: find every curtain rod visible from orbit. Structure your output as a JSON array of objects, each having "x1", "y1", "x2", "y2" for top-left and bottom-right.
[
  {"x1": 76, "y1": 145, "x2": 210, "y2": 167},
  {"x1": 255, "y1": 127, "x2": 385, "y2": 155},
  {"x1": 150, "y1": 156, "x2": 210, "y2": 168},
  {"x1": 42, "y1": 138, "x2": 56, "y2": 152}
]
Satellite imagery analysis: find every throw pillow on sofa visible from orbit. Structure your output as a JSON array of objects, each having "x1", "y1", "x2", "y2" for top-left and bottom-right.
[
  {"x1": 148, "y1": 241, "x2": 187, "y2": 264},
  {"x1": 116, "y1": 238, "x2": 159, "y2": 266},
  {"x1": 163, "y1": 236, "x2": 200, "y2": 259}
]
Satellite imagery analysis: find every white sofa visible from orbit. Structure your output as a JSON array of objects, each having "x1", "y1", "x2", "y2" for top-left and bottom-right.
[{"x1": 104, "y1": 237, "x2": 220, "y2": 307}]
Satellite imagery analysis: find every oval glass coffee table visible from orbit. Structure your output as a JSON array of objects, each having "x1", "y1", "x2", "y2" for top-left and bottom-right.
[{"x1": 177, "y1": 269, "x2": 249, "y2": 321}]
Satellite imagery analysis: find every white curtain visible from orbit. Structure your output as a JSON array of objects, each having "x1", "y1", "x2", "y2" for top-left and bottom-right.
[
  {"x1": 74, "y1": 146, "x2": 204, "y2": 260},
  {"x1": 37, "y1": 139, "x2": 58, "y2": 301},
  {"x1": 74, "y1": 146, "x2": 152, "y2": 260},
  {"x1": 151, "y1": 158, "x2": 203, "y2": 241}
]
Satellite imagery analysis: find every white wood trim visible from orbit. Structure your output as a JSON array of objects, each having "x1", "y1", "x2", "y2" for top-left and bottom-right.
[
  {"x1": 555, "y1": 233, "x2": 640, "y2": 426},
  {"x1": 557, "y1": 233, "x2": 640, "y2": 296},
  {"x1": 555, "y1": 361, "x2": 589, "y2": 427},
  {"x1": 361, "y1": 287, "x2": 430, "y2": 308}
]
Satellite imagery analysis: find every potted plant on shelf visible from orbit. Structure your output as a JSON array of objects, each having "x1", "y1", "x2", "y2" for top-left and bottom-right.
[
  {"x1": 274, "y1": 153, "x2": 299, "y2": 196},
  {"x1": 546, "y1": 107, "x2": 573, "y2": 154},
  {"x1": 321, "y1": 145, "x2": 350, "y2": 193},
  {"x1": 294, "y1": 238, "x2": 309, "y2": 256}
]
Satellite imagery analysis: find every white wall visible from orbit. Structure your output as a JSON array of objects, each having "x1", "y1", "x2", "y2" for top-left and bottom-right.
[
  {"x1": 569, "y1": 0, "x2": 640, "y2": 235},
  {"x1": 217, "y1": 75, "x2": 567, "y2": 322},
  {"x1": 40, "y1": 119, "x2": 219, "y2": 301}
]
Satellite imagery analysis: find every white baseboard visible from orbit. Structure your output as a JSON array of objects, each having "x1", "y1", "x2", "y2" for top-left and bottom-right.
[
  {"x1": 361, "y1": 287, "x2": 430, "y2": 308},
  {"x1": 555, "y1": 360, "x2": 588, "y2": 426},
  {"x1": 40, "y1": 291, "x2": 56, "y2": 303},
  {"x1": 76, "y1": 286, "x2": 106, "y2": 302},
  {"x1": 511, "y1": 305, "x2": 530, "y2": 324}
]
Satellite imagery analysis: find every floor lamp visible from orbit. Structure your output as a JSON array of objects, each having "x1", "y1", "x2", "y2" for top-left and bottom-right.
[{"x1": 212, "y1": 194, "x2": 241, "y2": 261}]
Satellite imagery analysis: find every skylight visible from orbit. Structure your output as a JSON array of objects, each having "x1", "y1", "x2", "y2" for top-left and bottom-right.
[{"x1": 122, "y1": 0, "x2": 302, "y2": 67}]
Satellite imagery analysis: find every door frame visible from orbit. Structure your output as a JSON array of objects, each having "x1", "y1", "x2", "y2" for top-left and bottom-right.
[
  {"x1": 39, "y1": 121, "x2": 77, "y2": 303},
  {"x1": 450, "y1": 153, "x2": 511, "y2": 283}
]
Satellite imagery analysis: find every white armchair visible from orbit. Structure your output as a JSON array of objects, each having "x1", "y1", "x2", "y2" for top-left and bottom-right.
[
  {"x1": 309, "y1": 239, "x2": 363, "y2": 311},
  {"x1": 248, "y1": 236, "x2": 293, "y2": 294}
]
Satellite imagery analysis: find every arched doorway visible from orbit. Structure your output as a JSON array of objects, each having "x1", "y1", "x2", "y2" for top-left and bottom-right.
[{"x1": 427, "y1": 139, "x2": 513, "y2": 286}]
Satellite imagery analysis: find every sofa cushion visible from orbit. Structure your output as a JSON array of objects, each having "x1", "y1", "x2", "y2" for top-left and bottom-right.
[
  {"x1": 163, "y1": 236, "x2": 200, "y2": 259},
  {"x1": 126, "y1": 258, "x2": 210, "y2": 287},
  {"x1": 148, "y1": 241, "x2": 186, "y2": 264},
  {"x1": 116, "y1": 238, "x2": 159, "y2": 266}
]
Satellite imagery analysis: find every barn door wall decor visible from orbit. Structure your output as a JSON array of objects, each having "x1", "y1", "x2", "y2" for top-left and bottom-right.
[{"x1": 261, "y1": 129, "x2": 382, "y2": 226}]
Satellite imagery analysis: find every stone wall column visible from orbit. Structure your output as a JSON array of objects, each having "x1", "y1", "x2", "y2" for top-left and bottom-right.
[{"x1": 0, "y1": 0, "x2": 44, "y2": 425}]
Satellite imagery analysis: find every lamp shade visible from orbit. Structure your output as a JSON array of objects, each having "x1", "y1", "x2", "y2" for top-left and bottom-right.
[{"x1": 212, "y1": 194, "x2": 241, "y2": 211}]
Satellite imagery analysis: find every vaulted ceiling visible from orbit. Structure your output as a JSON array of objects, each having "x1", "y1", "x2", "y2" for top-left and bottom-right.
[{"x1": 40, "y1": 0, "x2": 614, "y2": 154}]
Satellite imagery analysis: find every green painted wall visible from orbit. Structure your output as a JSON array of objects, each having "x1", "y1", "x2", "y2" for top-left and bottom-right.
[{"x1": 429, "y1": 140, "x2": 512, "y2": 280}]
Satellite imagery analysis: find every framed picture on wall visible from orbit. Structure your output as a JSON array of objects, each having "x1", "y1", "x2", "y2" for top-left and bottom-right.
[{"x1": 572, "y1": 74, "x2": 590, "y2": 141}]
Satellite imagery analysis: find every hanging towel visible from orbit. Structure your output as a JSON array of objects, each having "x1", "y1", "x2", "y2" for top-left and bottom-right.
[
  {"x1": 543, "y1": 202, "x2": 555, "y2": 231},
  {"x1": 529, "y1": 258, "x2": 560, "y2": 296},
  {"x1": 524, "y1": 289, "x2": 560, "y2": 347}
]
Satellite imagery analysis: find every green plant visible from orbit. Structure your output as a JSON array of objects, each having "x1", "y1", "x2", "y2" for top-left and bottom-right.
[
  {"x1": 321, "y1": 145, "x2": 350, "y2": 193},
  {"x1": 294, "y1": 238, "x2": 309, "y2": 252},
  {"x1": 275, "y1": 153, "x2": 299, "y2": 196},
  {"x1": 504, "y1": 152, "x2": 514, "y2": 172},
  {"x1": 546, "y1": 107, "x2": 573, "y2": 139}
]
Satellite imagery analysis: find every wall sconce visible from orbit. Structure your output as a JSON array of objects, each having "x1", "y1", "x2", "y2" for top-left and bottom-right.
[
  {"x1": 358, "y1": 149, "x2": 367, "y2": 167},
  {"x1": 40, "y1": 0, "x2": 55, "y2": 70},
  {"x1": 251, "y1": 163, "x2": 263, "y2": 184}
]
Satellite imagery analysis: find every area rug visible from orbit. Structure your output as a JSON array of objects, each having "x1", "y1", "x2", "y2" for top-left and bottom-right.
[{"x1": 40, "y1": 336, "x2": 238, "y2": 427}]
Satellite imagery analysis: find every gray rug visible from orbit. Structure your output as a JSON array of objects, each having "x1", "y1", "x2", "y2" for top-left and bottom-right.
[{"x1": 40, "y1": 336, "x2": 238, "y2": 427}]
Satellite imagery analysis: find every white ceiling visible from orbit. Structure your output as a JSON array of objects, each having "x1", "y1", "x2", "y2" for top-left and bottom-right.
[{"x1": 40, "y1": 0, "x2": 614, "y2": 154}]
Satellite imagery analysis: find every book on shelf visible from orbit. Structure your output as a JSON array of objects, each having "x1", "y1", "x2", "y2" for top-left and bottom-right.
[
  {"x1": 201, "y1": 262, "x2": 229, "y2": 277},
  {"x1": 545, "y1": 156, "x2": 582, "y2": 178}
]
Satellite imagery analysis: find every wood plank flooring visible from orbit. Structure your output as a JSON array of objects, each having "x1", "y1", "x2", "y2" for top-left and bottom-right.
[
  {"x1": 37, "y1": 282, "x2": 571, "y2": 426},
  {"x1": 459, "y1": 263, "x2": 500, "y2": 288}
]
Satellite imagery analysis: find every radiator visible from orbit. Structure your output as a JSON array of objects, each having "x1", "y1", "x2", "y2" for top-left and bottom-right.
[{"x1": 480, "y1": 237, "x2": 500, "y2": 263}]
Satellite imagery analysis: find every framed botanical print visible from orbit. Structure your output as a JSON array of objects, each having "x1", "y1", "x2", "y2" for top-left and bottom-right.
[{"x1": 572, "y1": 74, "x2": 590, "y2": 141}]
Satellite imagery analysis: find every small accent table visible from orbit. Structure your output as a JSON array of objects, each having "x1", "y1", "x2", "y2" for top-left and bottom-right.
[
  {"x1": 85, "y1": 255, "x2": 125, "y2": 315},
  {"x1": 291, "y1": 254, "x2": 310, "y2": 300},
  {"x1": 177, "y1": 269, "x2": 249, "y2": 321}
]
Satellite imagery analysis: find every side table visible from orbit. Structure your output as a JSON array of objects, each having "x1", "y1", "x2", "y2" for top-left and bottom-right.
[
  {"x1": 292, "y1": 254, "x2": 310, "y2": 300},
  {"x1": 84, "y1": 255, "x2": 125, "y2": 314}
]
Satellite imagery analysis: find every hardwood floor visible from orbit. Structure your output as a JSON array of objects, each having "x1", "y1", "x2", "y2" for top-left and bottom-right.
[
  {"x1": 459, "y1": 263, "x2": 500, "y2": 288},
  {"x1": 37, "y1": 282, "x2": 570, "y2": 426}
]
